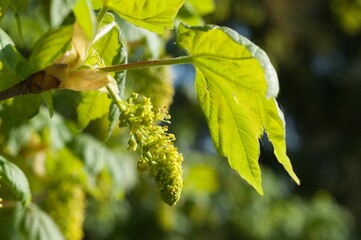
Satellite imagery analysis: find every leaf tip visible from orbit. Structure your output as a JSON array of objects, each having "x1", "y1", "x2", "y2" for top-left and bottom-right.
[
  {"x1": 293, "y1": 175, "x2": 301, "y2": 186},
  {"x1": 257, "y1": 187, "x2": 264, "y2": 196}
]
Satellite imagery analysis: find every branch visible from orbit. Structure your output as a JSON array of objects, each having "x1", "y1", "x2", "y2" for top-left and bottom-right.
[{"x1": 0, "y1": 71, "x2": 60, "y2": 101}]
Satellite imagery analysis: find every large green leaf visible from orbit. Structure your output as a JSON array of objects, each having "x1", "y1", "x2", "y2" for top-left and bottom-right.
[
  {"x1": 177, "y1": 24, "x2": 298, "y2": 194},
  {"x1": 29, "y1": 25, "x2": 73, "y2": 70},
  {"x1": 105, "y1": 0, "x2": 185, "y2": 34},
  {"x1": 77, "y1": 90, "x2": 111, "y2": 129},
  {"x1": 0, "y1": 155, "x2": 31, "y2": 205},
  {"x1": 14, "y1": 203, "x2": 64, "y2": 240}
]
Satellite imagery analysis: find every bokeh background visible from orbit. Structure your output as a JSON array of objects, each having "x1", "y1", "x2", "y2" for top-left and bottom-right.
[{"x1": 0, "y1": 0, "x2": 361, "y2": 239}]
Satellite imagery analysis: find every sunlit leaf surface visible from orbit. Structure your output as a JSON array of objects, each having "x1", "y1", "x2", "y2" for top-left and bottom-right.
[
  {"x1": 177, "y1": 24, "x2": 298, "y2": 193},
  {"x1": 105, "y1": 0, "x2": 185, "y2": 34}
]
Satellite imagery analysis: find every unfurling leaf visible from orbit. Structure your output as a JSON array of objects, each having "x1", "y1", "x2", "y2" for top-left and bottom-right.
[
  {"x1": 105, "y1": 0, "x2": 185, "y2": 34},
  {"x1": 0, "y1": 155, "x2": 31, "y2": 205},
  {"x1": 177, "y1": 23, "x2": 299, "y2": 194}
]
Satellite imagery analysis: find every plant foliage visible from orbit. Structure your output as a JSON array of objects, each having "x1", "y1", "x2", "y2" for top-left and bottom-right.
[{"x1": 0, "y1": 0, "x2": 303, "y2": 238}]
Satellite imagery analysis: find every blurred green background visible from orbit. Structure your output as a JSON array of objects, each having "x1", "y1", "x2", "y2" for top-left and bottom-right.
[{"x1": 1, "y1": 0, "x2": 361, "y2": 239}]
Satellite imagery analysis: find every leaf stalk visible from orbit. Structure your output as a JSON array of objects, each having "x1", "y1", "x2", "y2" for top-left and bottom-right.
[{"x1": 99, "y1": 56, "x2": 193, "y2": 72}]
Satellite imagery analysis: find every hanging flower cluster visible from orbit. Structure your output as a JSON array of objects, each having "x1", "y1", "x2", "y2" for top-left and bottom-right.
[{"x1": 118, "y1": 93, "x2": 183, "y2": 206}]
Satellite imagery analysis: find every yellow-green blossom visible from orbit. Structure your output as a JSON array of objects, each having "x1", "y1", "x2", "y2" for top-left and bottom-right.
[
  {"x1": 45, "y1": 180, "x2": 85, "y2": 240},
  {"x1": 119, "y1": 93, "x2": 183, "y2": 206}
]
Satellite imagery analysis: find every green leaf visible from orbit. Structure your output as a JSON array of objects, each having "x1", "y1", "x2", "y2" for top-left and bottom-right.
[
  {"x1": 177, "y1": 0, "x2": 215, "y2": 26},
  {"x1": 93, "y1": 13, "x2": 121, "y2": 66},
  {"x1": 116, "y1": 18, "x2": 162, "y2": 58},
  {"x1": 106, "y1": 101, "x2": 119, "y2": 141},
  {"x1": 14, "y1": 203, "x2": 64, "y2": 240},
  {"x1": 69, "y1": 134, "x2": 136, "y2": 191},
  {"x1": 73, "y1": 0, "x2": 97, "y2": 41},
  {"x1": 265, "y1": 98, "x2": 300, "y2": 185},
  {"x1": 0, "y1": 155, "x2": 31, "y2": 205},
  {"x1": 77, "y1": 90, "x2": 111, "y2": 129},
  {"x1": 92, "y1": 13, "x2": 128, "y2": 140},
  {"x1": 177, "y1": 3, "x2": 204, "y2": 26},
  {"x1": 0, "y1": 63, "x2": 21, "y2": 91},
  {"x1": 70, "y1": 134, "x2": 106, "y2": 177},
  {"x1": 177, "y1": 24, "x2": 298, "y2": 194},
  {"x1": 0, "y1": 28, "x2": 32, "y2": 79},
  {"x1": 10, "y1": 94, "x2": 43, "y2": 120},
  {"x1": 91, "y1": 0, "x2": 103, "y2": 9},
  {"x1": 105, "y1": 0, "x2": 185, "y2": 34},
  {"x1": 30, "y1": 107, "x2": 73, "y2": 150},
  {"x1": 50, "y1": 0, "x2": 77, "y2": 27},
  {"x1": 187, "y1": 0, "x2": 215, "y2": 15},
  {"x1": 0, "y1": 0, "x2": 10, "y2": 22},
  {"x1": 29, "y1": 25, "x2": 73, "y2": 70},
  {"x1": 9, "y1": 0, "x2": 28, "y2": 15},
  {"x1": 44, "y1": 91, "x2": 54, "y2": 117},
  {"x1": 5, "y1": 124, "x2": 33, "y2": 156}
]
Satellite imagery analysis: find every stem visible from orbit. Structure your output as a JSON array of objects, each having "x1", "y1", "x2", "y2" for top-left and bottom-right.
[
  {"x1": 97, "y1": 6, "x2": 109, "y2": 23},
  {"x1": 15, "y1": 14, "x2": 23, "y2": 47},
  {"x1": 0, "y1": 85, "x2": 24, "y2": 101},
  {"x1": 106, "y1": 85, "x2": 123, "y2": 107},
  {"x1": 99, "y1": 56, "x2": 193, "y2": 72}
]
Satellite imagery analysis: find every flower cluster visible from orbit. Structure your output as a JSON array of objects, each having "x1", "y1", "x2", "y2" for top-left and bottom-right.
[
  {"x1": 118, "y1": 93, "x2": 183, "y2": 206},
  {"x1": 45, "y1": 179, "x2": 85, "y2": 240}
]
